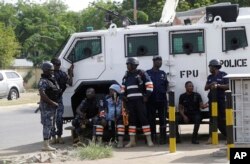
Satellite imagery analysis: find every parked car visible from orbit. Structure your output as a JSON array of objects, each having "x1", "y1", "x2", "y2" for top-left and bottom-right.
[{"x1": 0, "y1": 70, "x2": 25, "y2": 100}]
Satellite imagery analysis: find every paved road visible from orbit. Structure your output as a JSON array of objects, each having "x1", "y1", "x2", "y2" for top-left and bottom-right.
[
  {"x1": 0, "y1": 104, "x2": 71, "y2": 156},
  {"x1": 0, "y1": 104, "x2": 230, "y2": 163}
]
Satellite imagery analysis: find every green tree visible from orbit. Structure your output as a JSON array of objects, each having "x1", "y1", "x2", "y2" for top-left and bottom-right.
[
  {"x1": 14, "y1": 0, "x2": 78, "y2": 66},
  {"x1": 0, "y1": 23, "x2": 20, "y2": 68},
  {"x1": 122, "y1": 0, "x2": 162, "y2": 23}
]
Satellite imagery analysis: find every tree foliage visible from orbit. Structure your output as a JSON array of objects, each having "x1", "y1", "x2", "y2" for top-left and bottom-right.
[
  {"x1": 0, "y1": 0, "x2": 249, "y2": 68},
  {"x1": 0, "y1": 23, "x2": 20, "y2": 68}
]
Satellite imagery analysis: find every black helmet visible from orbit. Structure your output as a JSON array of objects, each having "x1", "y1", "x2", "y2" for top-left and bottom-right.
[
  {"x1": 153, "y1": 56, "x2": 162, "y2": 61},
  {"x1": 41, "y1": 62, "x2": 54, "y2": 72},
  {"x1": 209, "y1": 59, "x2": 221, "y2": 69},
  {"x1": 126, "y1": 57, "x2": 139, "y2": 65}
]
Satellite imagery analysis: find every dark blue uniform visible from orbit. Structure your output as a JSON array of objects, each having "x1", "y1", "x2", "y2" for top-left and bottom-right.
[
  {"x1": 51, "y1": 70, "x2": 68, "y2": 138},
  {"x1": 206, "y1": 71, "x2": 229, "y2": 136},
  {"x1": 146, "y1": 69, "x2": 168, "y2": 142},
  {"x1": 121, "y1": 69, "x2": 153, "y2": 136}
]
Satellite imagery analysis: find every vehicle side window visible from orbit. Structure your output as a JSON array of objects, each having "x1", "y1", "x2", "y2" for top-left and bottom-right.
[
  {"x1": 0, "y1": 73, "x2": 3, "y2": 81},
  {"x1": 222, "y1": 26, "x2": 248, "y2": 52},
  {"x1": 170, "y1": 29, "x2": 204, "y2": 55},
  {"x1": 125, "y1": 32, "x2": 158, "y2": 57},
  {"x1": 5, "y1": 72, "x2": 20, "y2": 79},
  {"x1": 67, "y1": 36, "x2": 102, "y2": 63}
]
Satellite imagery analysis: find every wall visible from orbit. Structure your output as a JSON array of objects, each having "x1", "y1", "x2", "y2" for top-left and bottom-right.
[{"x1": 12, "y1": 67, "x2": 42, "y2": 89}]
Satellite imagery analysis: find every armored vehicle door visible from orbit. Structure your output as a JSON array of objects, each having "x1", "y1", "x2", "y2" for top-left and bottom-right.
[
  {"x1": 65, "y1": 36, "x2": 105, "y2": 81},
  {"x1": 168, "y1": 29, "x2": 207, "y2": 103}
]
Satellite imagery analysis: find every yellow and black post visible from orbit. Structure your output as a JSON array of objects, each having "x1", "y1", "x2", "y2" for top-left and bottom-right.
[
  {"x1": 225, "y1": 91, "x2": 234, "y2": 160},
  {"x1": 169, "y1": 91, "x2": 176, "y2": 153},
  {"x1": 211, "y1": 89, "x2": 219, "y2": 145}
]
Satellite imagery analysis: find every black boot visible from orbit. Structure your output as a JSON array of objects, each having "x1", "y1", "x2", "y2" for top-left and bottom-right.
[
  {"x1": 159, "y1": 127, "x2": 167, "y2": 144},
  {"x1": 191, "y1": 123, "x2": 200, "y2": 144},
  {"x1": 191, "y1": 133, "x2": 199, "y2": 144}
]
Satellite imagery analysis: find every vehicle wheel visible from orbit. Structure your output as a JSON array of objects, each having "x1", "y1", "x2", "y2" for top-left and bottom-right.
[{"x1": 8, "y1": 88, "x2": 19, "y2": 100}]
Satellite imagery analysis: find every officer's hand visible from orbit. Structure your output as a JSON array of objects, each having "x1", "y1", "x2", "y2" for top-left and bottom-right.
[
  {"x1": 201, "y1": 102, "x2": 209, "y2": 109},
  {"x1": 52, "y1": 102, "x2": 59, "y2": 108},
  {"x1": 210, "y1": 82, "x2": 217, "y2": 89},
  {"x1": 68, "y1": 64, "x2": 74, "y2": 75}
]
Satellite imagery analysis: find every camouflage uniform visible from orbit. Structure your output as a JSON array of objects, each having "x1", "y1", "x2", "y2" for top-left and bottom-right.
[{"x1": 38, "y1": 77, "x2": 58, "y2": 140}]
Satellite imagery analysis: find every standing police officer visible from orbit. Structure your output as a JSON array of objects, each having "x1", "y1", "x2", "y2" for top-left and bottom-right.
[
  {"x1": 50, "y1": 58, "x2": 73, "y2": 144},
  {"x1": 38, "y1": 62, "x2": 61, "y2": 151},
  {"x1": 121, "y1": 57, "x2": 154, "y2": 147},
  {"x1": 146, "y1": 56, "x2": 168, "y2": 144},
  {"x1": 205, "y1": 59, "x2": 229, "y2": 143}
]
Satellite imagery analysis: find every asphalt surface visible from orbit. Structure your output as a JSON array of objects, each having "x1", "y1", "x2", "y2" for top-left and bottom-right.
[{"x1": 0, "y1": 104, "x2": 230, "y2": 163}]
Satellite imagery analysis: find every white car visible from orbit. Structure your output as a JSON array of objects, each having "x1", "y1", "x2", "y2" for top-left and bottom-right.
[{"x1": 0, "y1": 70, "x2": 25, "y2": 100}]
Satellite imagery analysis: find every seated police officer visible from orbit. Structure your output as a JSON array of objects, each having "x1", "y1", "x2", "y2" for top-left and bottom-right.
[
  {"x1": 72, "y1": 88, "x2": 104, "y2": 145},
  {"x1": 94, "y1": 84, "x2": 125, "y2": 147},
  {"x1": 177, "y1": 81, "x2": 208, "y2": 144},
  {"x1": 38, "y1": 62, "x2": 61, "y2": 151}
]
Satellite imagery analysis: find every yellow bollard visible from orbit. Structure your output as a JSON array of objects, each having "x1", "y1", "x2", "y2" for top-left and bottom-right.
[
  {"x1": 225, "y1": 91, "x2": 234, "y2": 160},
  {"x1": 169, "y1": 91, "x2": 176, "y2": 153},
  {"x1": 211, "y1": 89, "x2": 218, "y2": 145}
]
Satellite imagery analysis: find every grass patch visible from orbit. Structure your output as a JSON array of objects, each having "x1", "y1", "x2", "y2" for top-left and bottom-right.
[{"x1": 74, "y1": 142, "x2": 113, "y2": 160}]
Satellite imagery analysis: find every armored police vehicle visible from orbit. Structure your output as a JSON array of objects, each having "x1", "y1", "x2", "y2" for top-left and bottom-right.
[{"x1": 58, "y1": 1, "x2": 250, "y2": 121}]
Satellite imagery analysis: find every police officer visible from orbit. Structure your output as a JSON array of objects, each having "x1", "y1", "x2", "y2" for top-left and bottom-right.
[
  {"x1": 146, "y1": 56, "x2": 168, "y2": 144},
  {"x1": 95, "y1": 84, "x2": 125, "y2": 148},
  {"x1": 178, "y1": 81, "x2": 208, "y2": 144},
  {"x1": 205, "y1": 59, "x2": 229, "y2": 143},
  {"x1": 72, "y1": 88, "x2": 104, "y2": 145},
  {"x1": 38, "y1": 62, "x2": 61, "y2": 151},
  {"x1": 121, "y1": 57, "x2": 154, "y2": 147},
  {"x1": 50, "y1": 58, "x2": 73, "y2": 144}
]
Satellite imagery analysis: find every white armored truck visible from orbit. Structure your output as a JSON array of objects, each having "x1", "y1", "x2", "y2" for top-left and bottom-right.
[{"x1": 58, "y1": 1, "x2": 250, "y2": 121}]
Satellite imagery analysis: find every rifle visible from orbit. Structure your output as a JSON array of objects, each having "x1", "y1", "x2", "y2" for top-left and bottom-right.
[
  {"x1": 34, "y1": 107, "x2": 40, "y2": 113},
  {"x1": 80, "y1": 113, "x2": 87, "y2": 129},
  {"x1": 91, "y1": 3, "x2": 136, "y2": 26}
]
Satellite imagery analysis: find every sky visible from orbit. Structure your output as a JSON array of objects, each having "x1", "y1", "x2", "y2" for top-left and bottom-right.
[{"x1": 3, "y1": 0, "x2": 123, "y2": 11}]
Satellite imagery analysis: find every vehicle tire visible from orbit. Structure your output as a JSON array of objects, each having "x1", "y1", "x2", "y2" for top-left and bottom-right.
[{"x1": 7, "y1": 88, "x2": 19, "y2": 100}]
